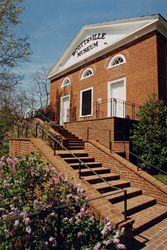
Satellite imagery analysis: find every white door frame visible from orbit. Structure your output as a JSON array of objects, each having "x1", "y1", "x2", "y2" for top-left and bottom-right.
[
  {"x1": 107, "y1": 77, "x2": 126, "y2": 118},
  {"x1": 60, "y1": 94, "x2": 70, "y2": 126}
]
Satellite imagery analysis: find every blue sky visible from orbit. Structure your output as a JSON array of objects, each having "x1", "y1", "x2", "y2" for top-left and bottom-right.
[{"x1": 15, "y1": 0, "x2": 167, "y2": 89}]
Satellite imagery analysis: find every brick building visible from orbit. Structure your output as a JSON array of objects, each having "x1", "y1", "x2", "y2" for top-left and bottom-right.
[{"x1": 47, "y1": 14, "x2": 167, "y2": 126}]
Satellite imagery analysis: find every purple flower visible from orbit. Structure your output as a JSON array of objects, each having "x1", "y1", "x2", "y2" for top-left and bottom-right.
[
  {"x1": 50, "y1": 213, "x2": 55, "y2": 217},
  {"x1": 1, "y1": 156, "x2": 5, "y2": 162},
  {"x1": 114, "y1": 230, "x2": 120, "y2": 239},
  {"x1": 69, "y1": 217, "x2": 74, "y2": 224},
  {"x1": 62, "y1": 217, "x2": 68, "y2": 222},
  {"x1": 67, "y1": 194, "x2": 73, "y2": 199},
  {"x1": 4, "y1": 229, "x2": 11, "y2": 235},
  {"x1": 75, "y1": 196, "x2": 80, "y2": 202},
  {"x1": 101, "y1": 227, "x2": 108, "y2": 236},
  {"x1": 28, "y1": 156, "x2": 34, "y2": 162},
  {"x1": 20, "y1": 211, "x2": 28, "y2": 219},
  {"x1": 93, "y1": 242, "x2": 101, "y2": 250},
  {"x1": 49, "y1": 237, "x2": 55, "y2": 242},
  {"x1": 90, "y1": 215, "x2": 95, "y2": 222},
  {"x1": 58, "y1": 172, "x2": 63, "y2": 182},
  {"x1": 65, "y1": 171, "x2": 69, "y2": 182},
  {"x1": 34, "y1": 199, "x2": 39, "y2": 207},
  {"x1": 24, "y1": 217, "x2": 31, "y2": 225},
  {"x1": 114, "y1": 238, "x2": 120, "y2": 244},
  {"x1": 3, "y1": 180, "x2": 10, "y2": 188},
  {"x1": 103, "y1": 240, "x2": 112, "y2": 246},
  {"x1": 117, "y1": 244, "x2": 126, "y2": 249},
  {"x1": 15, "y1": 220, "x2": 19, "y2": 227},
  {"x1": 26, "y1": 226, "x2": 31, "y2": 234},
  {"x1": 77, "y1": 232, "x2": 82, "y2": 238},
  {"x1": 31, "y1": 169, "x2": 35, "y2": 177}
]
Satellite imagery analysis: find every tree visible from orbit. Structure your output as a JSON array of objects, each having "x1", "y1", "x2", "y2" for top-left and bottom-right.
[
  {"x1": 0, "y1": 0, "x2": 32, "y2": 89},
  {"x1": 31, "y1": 66, "x2": 50, "y2": 113},
  {"x1": 130, "y1": 93, "x2": 167, "y2": 173}
]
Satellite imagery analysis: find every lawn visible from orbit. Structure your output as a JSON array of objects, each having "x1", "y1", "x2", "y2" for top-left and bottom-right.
[{"x1": 153, "y1": 174, "x2": 167, "y2": 185}]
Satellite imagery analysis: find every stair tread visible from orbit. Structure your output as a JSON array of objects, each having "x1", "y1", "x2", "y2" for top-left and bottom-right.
[
  {"x1": 115, "y1": 195, "x2": 156, "y2": 213},
  {"x1": 132, "y1": 204, "x2": 167, "y2": 231},
  {"x1": 57, "y1": 149, "x2": 86, "y2": 154},
  {"x1": 64, "y1": 156, "x2": 94, "y2": 161},
  {"x1": 83, "y1": 173, "x2": 119, "y2": 181},
  {"x1": 101, "y1": 186, "x2": 142, "y2": 200},
  {"x1": 93, "y1": 179, "x2": 130, "y2": 189},
  {"x1": 70, "y1": 161, "x2": 102, "y2": 166},
  {"x1": 79, "y1": 167, "x2": 110, "y2": 173}
]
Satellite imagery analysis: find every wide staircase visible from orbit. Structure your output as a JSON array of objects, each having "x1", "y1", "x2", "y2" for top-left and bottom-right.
[{"x1": 55, "y1": 126, "x2": 167, "y2": 236}]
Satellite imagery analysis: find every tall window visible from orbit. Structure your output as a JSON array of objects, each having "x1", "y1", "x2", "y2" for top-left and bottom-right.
[
  {"x1": 81, "y1": 68, "x2": 93, "y2": 80},
  {"x1": 80, "y1": 87, "x2": 93, "y2": 116},
  {"x1": 108, "y1": 54, "x2": 126, "y2": 69}
]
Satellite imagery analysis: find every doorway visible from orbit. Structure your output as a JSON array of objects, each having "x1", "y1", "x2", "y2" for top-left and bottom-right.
[
  {"x1": 60, "y1": 95, "x2": 70, "y2": 125},
  {"x1": 108, "y1": 77, "x2": 126, "y2": 118}
]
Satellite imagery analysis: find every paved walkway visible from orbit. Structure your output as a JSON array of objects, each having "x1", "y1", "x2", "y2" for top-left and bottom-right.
[{"x1": 132, "y1": 218, "x2": 167, "y2": 249}]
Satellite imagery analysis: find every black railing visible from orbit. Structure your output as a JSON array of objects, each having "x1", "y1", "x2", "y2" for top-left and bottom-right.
[
  {"x1": 17, "y1": 123, "x2": 128, "y2": 220},
  {"x1": 71, "y1": 98, "x2": 141, "y2": 121},
  {"x1": 88, "y1": 127, "x2": 167, "y2": 176}
]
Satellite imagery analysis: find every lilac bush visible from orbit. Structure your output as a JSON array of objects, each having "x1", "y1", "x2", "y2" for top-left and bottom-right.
[{"x1": 0, "y1": 153, "x2": 126, "y2": 249}]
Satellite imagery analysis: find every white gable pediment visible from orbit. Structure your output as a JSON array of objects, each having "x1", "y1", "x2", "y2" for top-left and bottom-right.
[{"x1": 48, "y1": 14, "x2": 167, "y2": 80}]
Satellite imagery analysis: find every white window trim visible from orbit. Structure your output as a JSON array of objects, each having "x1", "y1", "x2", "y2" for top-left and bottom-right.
[
  {"x1": 107, "y1": 54, "x2": 126, "y2": 69},
  {"x1": 107, "y1": 77, "x2": 126, "y2": 117},
  {"x1": 61, "y1": 77, "x2": 71, "y2": 88},
  {"x1": 80, "y1": 67, "x2": 94, "y2": 80},
  {"x1": 80, "y1": 87, "x2": 93, "y2": 118}
]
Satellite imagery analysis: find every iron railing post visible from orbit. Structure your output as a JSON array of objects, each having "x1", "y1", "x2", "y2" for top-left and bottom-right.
[
  {"x1": 25, "y1": 124, "x2": 28, "y2": 138},
  {"x1": 124, "y1": 190, "x2": 127, "y2": 220},
  {"x1": 35, "y1": 123, "x2": 38, "y2": 138},
  {"x1": 54, "y1": 141, "x2": 56, "y2": 155},
  {"x1": 137, "y1": 157, "x2": 139, "y2": 171},
  {"x1": 79, "y1": 161, "x2": 81, "y2": 179},
  {"x1": 42, "y1": 129, "x2": 44, "y2": 140},
  {"x1": 17, "y1": 126, "x2": 19, "y2": 138},
  {"x1": 109, "y1": 130, "x2": 112, "y2": 153},
  {"x1": 57, "y1": 208, "x2": 61, "y2": 248}
]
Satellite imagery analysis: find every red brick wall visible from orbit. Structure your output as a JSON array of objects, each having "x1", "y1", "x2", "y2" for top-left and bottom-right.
[
  {"x1": 85, "y1": 140, "x2": 167, "y2": 206},
  {"x1": 50, "y1": 31, "x2": 160, "y2": 123}
]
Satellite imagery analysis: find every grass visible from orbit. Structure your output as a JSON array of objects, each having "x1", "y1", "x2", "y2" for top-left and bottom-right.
[{"x1": 153, "y1": 174, "x2": 167, "y2": 185}]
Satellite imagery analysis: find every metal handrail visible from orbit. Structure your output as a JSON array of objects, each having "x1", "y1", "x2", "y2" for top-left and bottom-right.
[
  {"x1": 89, "y1": 127, "x2": 167, "y2": 175},
  {"x1": 0, "y1": 190, "x2": 124, "y2": 224},
  {"x1": 17, "y1": 123, "x2": 128, "y2": 220},
  {"x1": 29, "y1": 109, "x2": 65, "y2": 131}
]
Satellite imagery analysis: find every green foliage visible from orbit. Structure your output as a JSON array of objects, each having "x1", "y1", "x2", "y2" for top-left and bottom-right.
[
  {"x1": 0, "y1": 153, "x2": 126, "y2": 249},
  {"x1": 130, "y1": 93, "x2": 167, "y2": 173},
  {"x1": 0, "y1": 0, "x2": 32, "y2": 88}
]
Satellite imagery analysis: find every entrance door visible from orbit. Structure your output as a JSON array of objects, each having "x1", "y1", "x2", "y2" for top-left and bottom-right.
[
  {"x1": 108, "y1": 77, "x2": 126, "y2": 118},
  {"x1": 60, "y1": 95, "x2": 70, "y2": 125}
]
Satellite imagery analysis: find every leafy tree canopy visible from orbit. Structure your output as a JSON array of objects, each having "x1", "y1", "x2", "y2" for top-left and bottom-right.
[
  {"x1": 130, "y1": 93, "x2": 167, "y2": 173},
  {"x1": 0, "y1": 0, "x2": 32, "y2": 89}
]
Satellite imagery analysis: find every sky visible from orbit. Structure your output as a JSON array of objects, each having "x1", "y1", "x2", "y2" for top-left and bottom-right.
[{"x1": 14, "y1": 0, "x2": 167, "y2": 90}]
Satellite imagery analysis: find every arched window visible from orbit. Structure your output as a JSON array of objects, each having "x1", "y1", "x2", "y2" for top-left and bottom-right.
[
  {"x1": 61, "y1": 77, "x2": 71, "y2": 87},
  {"x1": 81, "y1": 68, "x2": 93, "y2": 80},
  {"x1": 108, "y1": 54, "x2": 126, "y2": 69}
]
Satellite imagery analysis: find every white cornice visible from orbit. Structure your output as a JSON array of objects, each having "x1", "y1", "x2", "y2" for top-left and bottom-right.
[{"x1": 47, "y1": 14, "x2": 167, "y2": 81}]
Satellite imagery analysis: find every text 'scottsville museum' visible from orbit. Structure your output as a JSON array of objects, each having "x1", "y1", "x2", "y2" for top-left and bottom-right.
[{"x1": 47, "y1": 14, "x2": 167, "y2": 135}]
